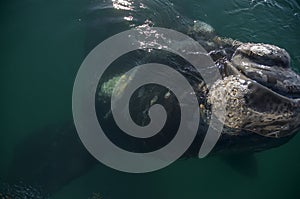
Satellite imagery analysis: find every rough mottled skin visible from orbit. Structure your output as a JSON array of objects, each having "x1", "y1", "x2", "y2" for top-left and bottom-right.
[
  {"x1": 4, "y1": 1, "x2": 300, "y2": 197},
  {"x1": 208, "y1": 43, "x2": 300, "y2": 138}
]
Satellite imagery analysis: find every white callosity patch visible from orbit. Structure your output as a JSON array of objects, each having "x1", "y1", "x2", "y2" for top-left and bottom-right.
[
  {"x1": 192, "y1": 20, "x2": 215, "y2": 35},
  {"x1": 208, "y1": 75, "x2": 251, "y2": 131},
  {"x1": 250, "y1": 45, "x2": 272, "y2": 56},
  {"x1": 236, "y1": 43, "x2": 291, "y2": 66}
]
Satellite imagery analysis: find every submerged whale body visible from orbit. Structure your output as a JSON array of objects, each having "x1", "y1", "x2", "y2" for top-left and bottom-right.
[{"x1": 4, "y1": 0, "x2": 300, "y2": 197}]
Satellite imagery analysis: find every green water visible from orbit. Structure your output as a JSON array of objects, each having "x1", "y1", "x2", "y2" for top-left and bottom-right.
[{"x1": 1, "y1": 0, "x2": 300, "y2": 198}]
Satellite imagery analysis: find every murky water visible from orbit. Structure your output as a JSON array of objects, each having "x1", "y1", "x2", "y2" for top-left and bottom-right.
[{"x1": 1, "y1": 0, "x2": 300, "y2": 198}]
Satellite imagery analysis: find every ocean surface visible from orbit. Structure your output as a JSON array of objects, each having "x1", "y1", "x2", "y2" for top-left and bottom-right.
[{"x1": 1, "y1": 0, "x2": 300, "y2": 198}]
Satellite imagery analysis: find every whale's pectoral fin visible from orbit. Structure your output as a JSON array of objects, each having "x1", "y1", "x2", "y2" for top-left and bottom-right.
[{"x1": 220, "y1": 153, "x2": 258, "y2": 177}]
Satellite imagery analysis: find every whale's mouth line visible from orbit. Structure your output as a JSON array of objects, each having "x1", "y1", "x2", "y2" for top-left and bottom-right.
[
  {"x1": 224, "y1": 43, "x2": 300, "y2": 101},
  {"x1": 243, "y1": 72, "x2": 300, "y2": 100},
  {"x1": 224, "y1": 61, "x2": 296, "y2": 101},
  {"x1": 237, "y1": 67, "x2": 300, "y2": 100}
]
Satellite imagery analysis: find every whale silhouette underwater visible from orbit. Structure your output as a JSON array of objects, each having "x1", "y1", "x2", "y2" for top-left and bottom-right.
[{"x1": 2, "y1": 0, "x2": 300, "y2": 198}]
